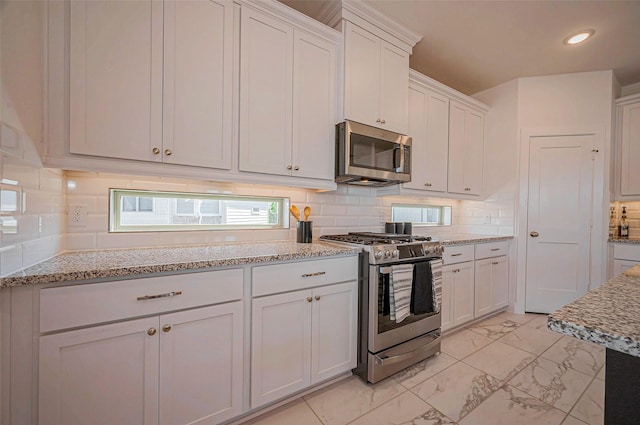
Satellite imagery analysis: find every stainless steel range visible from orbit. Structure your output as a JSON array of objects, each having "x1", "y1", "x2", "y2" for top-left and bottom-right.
[{"x1": 320, "y1": 232, "x2": 443, "y2": 383}]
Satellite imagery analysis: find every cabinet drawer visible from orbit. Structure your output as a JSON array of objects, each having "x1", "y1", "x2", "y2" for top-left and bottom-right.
[
  {"x1": 613, "y1": 243, "x2": 640, "y2": 261},
  {"x1": 475, "y1": 240, "x2": 509, "y2": 259},
  {"x1": 40, "y1": 268, "x2": 243, "y2": 333},
  {"x1": 442, "y1": 244, "x2": 474, "y2": 265},
  {"x1": 252, "y1": 256, "x2": 358, "y2": 297}
]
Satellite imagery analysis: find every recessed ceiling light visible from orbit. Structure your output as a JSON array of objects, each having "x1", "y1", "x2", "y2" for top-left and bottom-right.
[{"x1": 564, "y1": 30, "x2": 595, "y2": 45}]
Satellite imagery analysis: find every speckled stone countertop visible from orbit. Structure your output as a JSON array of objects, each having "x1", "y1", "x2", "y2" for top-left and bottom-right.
[
  {"x1": 548, "y1": 265, "x2": 640, "y2": 357},
  {"x1": 432, "y1": 234, "x2": 513, "y2": 245},
  {"x1": 0, "y1": 241, "x2": 360, "y2": 288},
  {"x1": 609, "y1": 237, "x2": 640, "y2": 244}
]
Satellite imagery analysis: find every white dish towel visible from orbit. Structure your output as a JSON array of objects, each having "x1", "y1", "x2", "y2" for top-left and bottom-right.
[{"x1": 389, "y1": 264, "x2": 414, "y2": 323}]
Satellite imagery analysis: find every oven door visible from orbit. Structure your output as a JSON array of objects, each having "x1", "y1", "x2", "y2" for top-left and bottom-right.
[{"x1": 368, "y1": 258, "x2": 442, "y2": 354}]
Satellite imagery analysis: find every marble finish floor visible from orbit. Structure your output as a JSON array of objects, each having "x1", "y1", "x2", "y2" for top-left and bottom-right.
[{"x1": 243, "y1": 312, "x2": 605, "y2": 425}]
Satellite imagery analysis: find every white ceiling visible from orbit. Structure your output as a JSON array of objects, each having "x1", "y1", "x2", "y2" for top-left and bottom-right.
[{"x1": 279, "y1": 0, "x2": 640, "y2": 95}]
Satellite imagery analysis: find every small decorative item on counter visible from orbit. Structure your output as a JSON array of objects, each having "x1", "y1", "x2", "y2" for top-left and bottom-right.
[
  {"x1": 609, "y1": 206, "x2": 619, "y2": 238},
  {"x1": 620, "y1": 206, "x2": 629, "y2": 238}
]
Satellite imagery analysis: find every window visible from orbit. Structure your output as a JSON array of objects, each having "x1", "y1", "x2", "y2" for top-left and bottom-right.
[
  {"x1": 110, "y1": 189, "x2": 288, "y2": 232},
  {"x1": 391, "y1": 204, "x2": 452, "y2": 226}
]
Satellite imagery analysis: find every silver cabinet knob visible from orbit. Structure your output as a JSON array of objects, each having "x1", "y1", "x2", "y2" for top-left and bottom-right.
[
  {"x1": 287, "y1": 165, "x2": 293, "y2": 170},
  {"x1": 164, "y1": 149, "x2": 172, "y2": 156},
  {"x1": 294, "y1": 166, "x2": 299, "y2": 171},
  {"x1": 152, "y1": 147, "x2": 160, "y2": 155},
  {"x1": 376, "y1": 118, "x2": 381, "y2": 123},
  {"x1": 380, "y1": 119, "x2": 386, "y2": 124},
  {"x1": 162, "y1": 324, "x2": 172, "y2": 333},
  {"x1": 530, "y1": 231, "x2": 539, "y2": 237},
  {"x1": 306, "y1": 296, "x2": 312, "y2": 303},
  {"x1": 147, "y1": 328, "x2": 157, "y2": 336},
  {"x1": 315, "y1": 295, "x2": 321, "y2": 301}
]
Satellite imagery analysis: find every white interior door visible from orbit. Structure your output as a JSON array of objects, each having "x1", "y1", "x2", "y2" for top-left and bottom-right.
[{"x1": 525, "y1": 135, "x2": 595, "y2": 313}]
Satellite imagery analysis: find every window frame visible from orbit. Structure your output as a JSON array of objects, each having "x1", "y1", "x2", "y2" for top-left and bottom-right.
[
  {"x1": 391, "y1": 203, "x2": 452, "y2": 227},
  {"x1": 110, "y1": 189, "x2": 289, "y2": 232}
]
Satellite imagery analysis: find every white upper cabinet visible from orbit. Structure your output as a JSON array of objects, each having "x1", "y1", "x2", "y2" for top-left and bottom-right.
[
  {"x1": 617, "y1": 94, "x2": 640, "y2": 198},
  {"x1": 344, "y1": 22, "x2": 409, "y2": 134},
  {"x1": 404, "y1": 82, "x2": 449, "y2": 192},
  {"x1": 239, "y1": 6, "x2": 336, "y2": 181},
  {"x1": 448, "y1": 100, "x2": 484, "y2": 196},
  {"x1": 162, "y1": 0, "x2": 233, "y2": 169},
  {"x1": 69, "y1": 0, "x2": 163, "y2": 162},
  {"x1": 69, "y1": 0, "x2": 233, "y2": 169}
]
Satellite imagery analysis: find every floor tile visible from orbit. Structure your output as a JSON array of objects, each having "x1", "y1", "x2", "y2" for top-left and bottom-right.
[
  {"x1": 463, "y1": 341, "x2": 536, "y2": 382},
  {"x1": 242, "y1": 399, "x2": 322, "y2": 425},
  {"x1": 509, "y1": 357, "x2": 593, "y2": 413},
  {"x1": 494, "y1": 311, "x2": 538, "y2": 325},
  {"x1": 595, "y1": 365, "x2": 605, "y2": 381},
  {"x1": 411, "y1": 361, "x2": 501, "y2": 422},
  {"x1": 560, "y1": 415, "x2": 589, "y2": 425},
  {"x1": 569, "y1": 378, "x2": 604, "y2": 425},
  {"x1": 391, "y1": 352, "x2": 458, "y2": 389},
  {"x1": 458, "y1": 385, "x2": 566, "y2": 425},
  {"x1": 468, "y1": 316, "x2": 521, "y2": 339},
  {"x1": 499, "y1": 324, "x2": 562, "y2": 355},
  {"x1": 441, "y1": 329, "x2": 494, "y2": 360},
  {"x1": 524, "y1": 313, "x2": 551, "y2": 331},
  {"x1": 303, "y1": 376, "x2": 406, "y2": 425},
  {"x1": 348, "y1": 391, "x2": 456, "y2": 425},
  {"x1": 541, "y1": 337, "x2": 605, "y2": 376}
]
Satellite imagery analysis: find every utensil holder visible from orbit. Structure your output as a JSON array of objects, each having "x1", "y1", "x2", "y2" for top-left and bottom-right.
[{"x1": 297, "y1": 221, "x2": 313, "y2": 243}]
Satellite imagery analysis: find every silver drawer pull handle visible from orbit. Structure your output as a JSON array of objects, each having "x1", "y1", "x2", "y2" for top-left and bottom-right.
[
  {"x1": 490, "y1": 248, "x2": 500, "y2": 251},
  {"x1": 137, "y1": 291, "x2": 183, "y2": 301},
  {"x1": 301, "y1": 271, "x2": 326, "y2": 278},
  {"x1": 451, "y1": 253, "x2": 462, "y2": 257},
  {"x1": 492, "y1": 262, "x2": 499, "y2": 265}
]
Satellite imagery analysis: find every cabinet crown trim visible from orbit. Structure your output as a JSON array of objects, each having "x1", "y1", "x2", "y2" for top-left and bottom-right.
[
  {"x1": 410, "y1": 69, "x2": 490, "y2": 113},
  {"x1": 616, "y1": 92, "x2": 640, "y2": 106}
]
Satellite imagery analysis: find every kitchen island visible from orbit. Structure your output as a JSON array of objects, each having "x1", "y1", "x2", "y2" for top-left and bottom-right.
[{"x1": 548, "y1": 265, "x2": 640, "y2": 425}]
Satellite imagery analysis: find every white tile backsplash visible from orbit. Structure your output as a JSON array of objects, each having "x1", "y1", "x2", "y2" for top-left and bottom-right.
[{"x1": 62, "y1": 172, "x2": 515, "y2": 251}]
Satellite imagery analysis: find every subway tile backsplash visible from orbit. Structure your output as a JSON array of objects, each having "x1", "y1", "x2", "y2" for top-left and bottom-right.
[{"x1": 64, "y1": 171, "x2": 515, "y2": 251}]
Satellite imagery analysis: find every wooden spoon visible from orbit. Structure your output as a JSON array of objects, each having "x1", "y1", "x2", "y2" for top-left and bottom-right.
[
  {"x1": 303, "y1": 206, "x2": 311, "y2": 221},
  {"x1": 289, "y1": 205, "x2": 301, "y2": 221}
]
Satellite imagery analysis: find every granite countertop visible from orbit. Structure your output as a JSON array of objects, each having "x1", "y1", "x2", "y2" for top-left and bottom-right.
[
  {"x1": 432, "y1": 234, "x2": 513, "y2": 245},
  {"x1": 609, "y1": 237, "x2": 640, "y2": 244},
  {"x1": 548, "y1": 265, "x2": 640, "y2": 357},
  {"x1": 0, "y1": 241, "x2": 361, "y2": 288}
]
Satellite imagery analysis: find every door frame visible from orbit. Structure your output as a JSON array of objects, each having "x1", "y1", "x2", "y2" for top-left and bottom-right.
[{"x1": 514, "y1": 126, "x2": 608, "y2": 314}]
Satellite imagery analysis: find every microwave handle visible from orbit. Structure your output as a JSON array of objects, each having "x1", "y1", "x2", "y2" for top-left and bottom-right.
[{"x1": 393, "y1": 147, "x2": 401, "y2": 170}]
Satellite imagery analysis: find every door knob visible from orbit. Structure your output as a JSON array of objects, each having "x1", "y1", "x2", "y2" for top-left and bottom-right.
[{"x1": 530, "y1": 231, "x2": 539, "y2": 237}]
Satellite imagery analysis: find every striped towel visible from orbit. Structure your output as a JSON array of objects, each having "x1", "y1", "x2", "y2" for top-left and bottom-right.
[
  {"x1": 389, "y1": 264, "x2": 414, "y2": 323},
  {"x1": 430, "y1": 259, "x2": 443, "y2": 313}
]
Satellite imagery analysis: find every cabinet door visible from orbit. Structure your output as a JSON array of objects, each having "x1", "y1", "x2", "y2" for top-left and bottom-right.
[
  {"x1": 474, "y1": 258, "x2": 493, "y2": 318},
  {"x1": 39, "y1": 317, "x2": 159, "y2": 425},
  {"x1": 311, "y1": 281, "x2": 357, "y2": 383},
  {"x1": 292, "y1": 29, "x2": 336, "y2": 180},
  {"x1": 239, "y1": 8, "x2": 293, "y2": 176},
  {"x1": 620, "y1": 102, "x2": 640, "y2": 195},
  {"x1": 159, "y1": 302, "x2": 243, "y2": 425},
  {"x1": 448, "y1": 100, "x2": 484, "y2": 196},
  {"x1": 405, "y1": 85, "x2": 448, "y2": 192},
  {"x1": 491, "y1": 256, "x2": 509, "y2": 310},
  {"x1": 163, "y1": 0, "x2": 233, "y2": 169},
  {"x1": 452, "y1": 261, "x2": 474, "y2": 327},
  {"x1": 69, "y1": 0, "x2": 163, "y2": 161},
  {"x1": 344, "y1": 22, "x2": 381, "y2": 128},
  {"x1": 251, "y1": 290, "x2": 312, "y2": 408},
  {"x1": 613, "y1": 259, "x2": 639, "y2": 276},
  {"x1": 378, "y1": 40, "x2": 409, "y2": 134},
  {"x1": 440, "y1": 265, "x2": 454, "y2": 331}
]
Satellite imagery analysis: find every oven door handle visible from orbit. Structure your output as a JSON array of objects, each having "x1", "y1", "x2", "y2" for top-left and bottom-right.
[{"x1": 374, "y1": 335, "x2": 440, "y2": 367}]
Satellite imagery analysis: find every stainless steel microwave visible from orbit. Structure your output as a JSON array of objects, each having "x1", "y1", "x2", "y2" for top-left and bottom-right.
[{"x1": 335, "y1": 120, "x2": 411, "y2": 186}]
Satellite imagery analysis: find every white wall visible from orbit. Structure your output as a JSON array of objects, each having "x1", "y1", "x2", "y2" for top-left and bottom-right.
[{"x1": 64, "y1": 171, "x2": 514, "y2": 251}]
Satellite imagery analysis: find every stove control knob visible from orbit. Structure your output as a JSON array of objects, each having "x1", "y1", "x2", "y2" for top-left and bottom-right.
[
  {"x1": 384, "y1": 250, "x2": 392, "y2": 258},
  {"x1": 392, "y1": 249, "x2": 399, "y2": 258},
  {"x1": 375, "y1": 251, "x2": 385, "y2": 260}
]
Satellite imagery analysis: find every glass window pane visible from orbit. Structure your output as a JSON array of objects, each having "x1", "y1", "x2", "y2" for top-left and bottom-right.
[
  {"x1": 122, "y1": 196, "x2": 137, "y2": 212},
  {"x1": 391, "y1": 204, "x2": 451, "y2": 226},
  {"x1": 138, "y1": 197, "x2": 153, "y2": 212}
]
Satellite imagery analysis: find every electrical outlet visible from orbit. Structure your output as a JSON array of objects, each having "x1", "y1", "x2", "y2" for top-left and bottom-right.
[
  {"x1": 484, "y1": 214, "x2": 492, "y2": 225},
  {"x1": 69, "y1": 205, "x2": 87, "y2": 227}
]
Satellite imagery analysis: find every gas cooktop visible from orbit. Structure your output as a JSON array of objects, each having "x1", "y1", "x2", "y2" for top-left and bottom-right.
[
  {"x1": 320, "y1": 232, "x2": 442, "y2": 265},
  {"x1": 319, "y1": 232, "x2": 432, "y2": 246}
]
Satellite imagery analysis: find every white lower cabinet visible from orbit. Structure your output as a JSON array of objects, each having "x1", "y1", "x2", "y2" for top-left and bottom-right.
[
  {"x1": 611, "y1": 243, "x2": 640, "y2": 277},
  {"x1": 251, "y1": 280, "x2": 357, "y2": 408},
  {"x1": 474, "y1": 256, "x2": 509, "y2": 317},
  {"x1": 38, "y1": 269, "x2": 244, "y2": 425},
  {"x1": 250, "y1": 256, "x2": 358, "y2": 409},
  {"x1": 441, "y1": 241, "x2": 510, "y2": 332}
]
